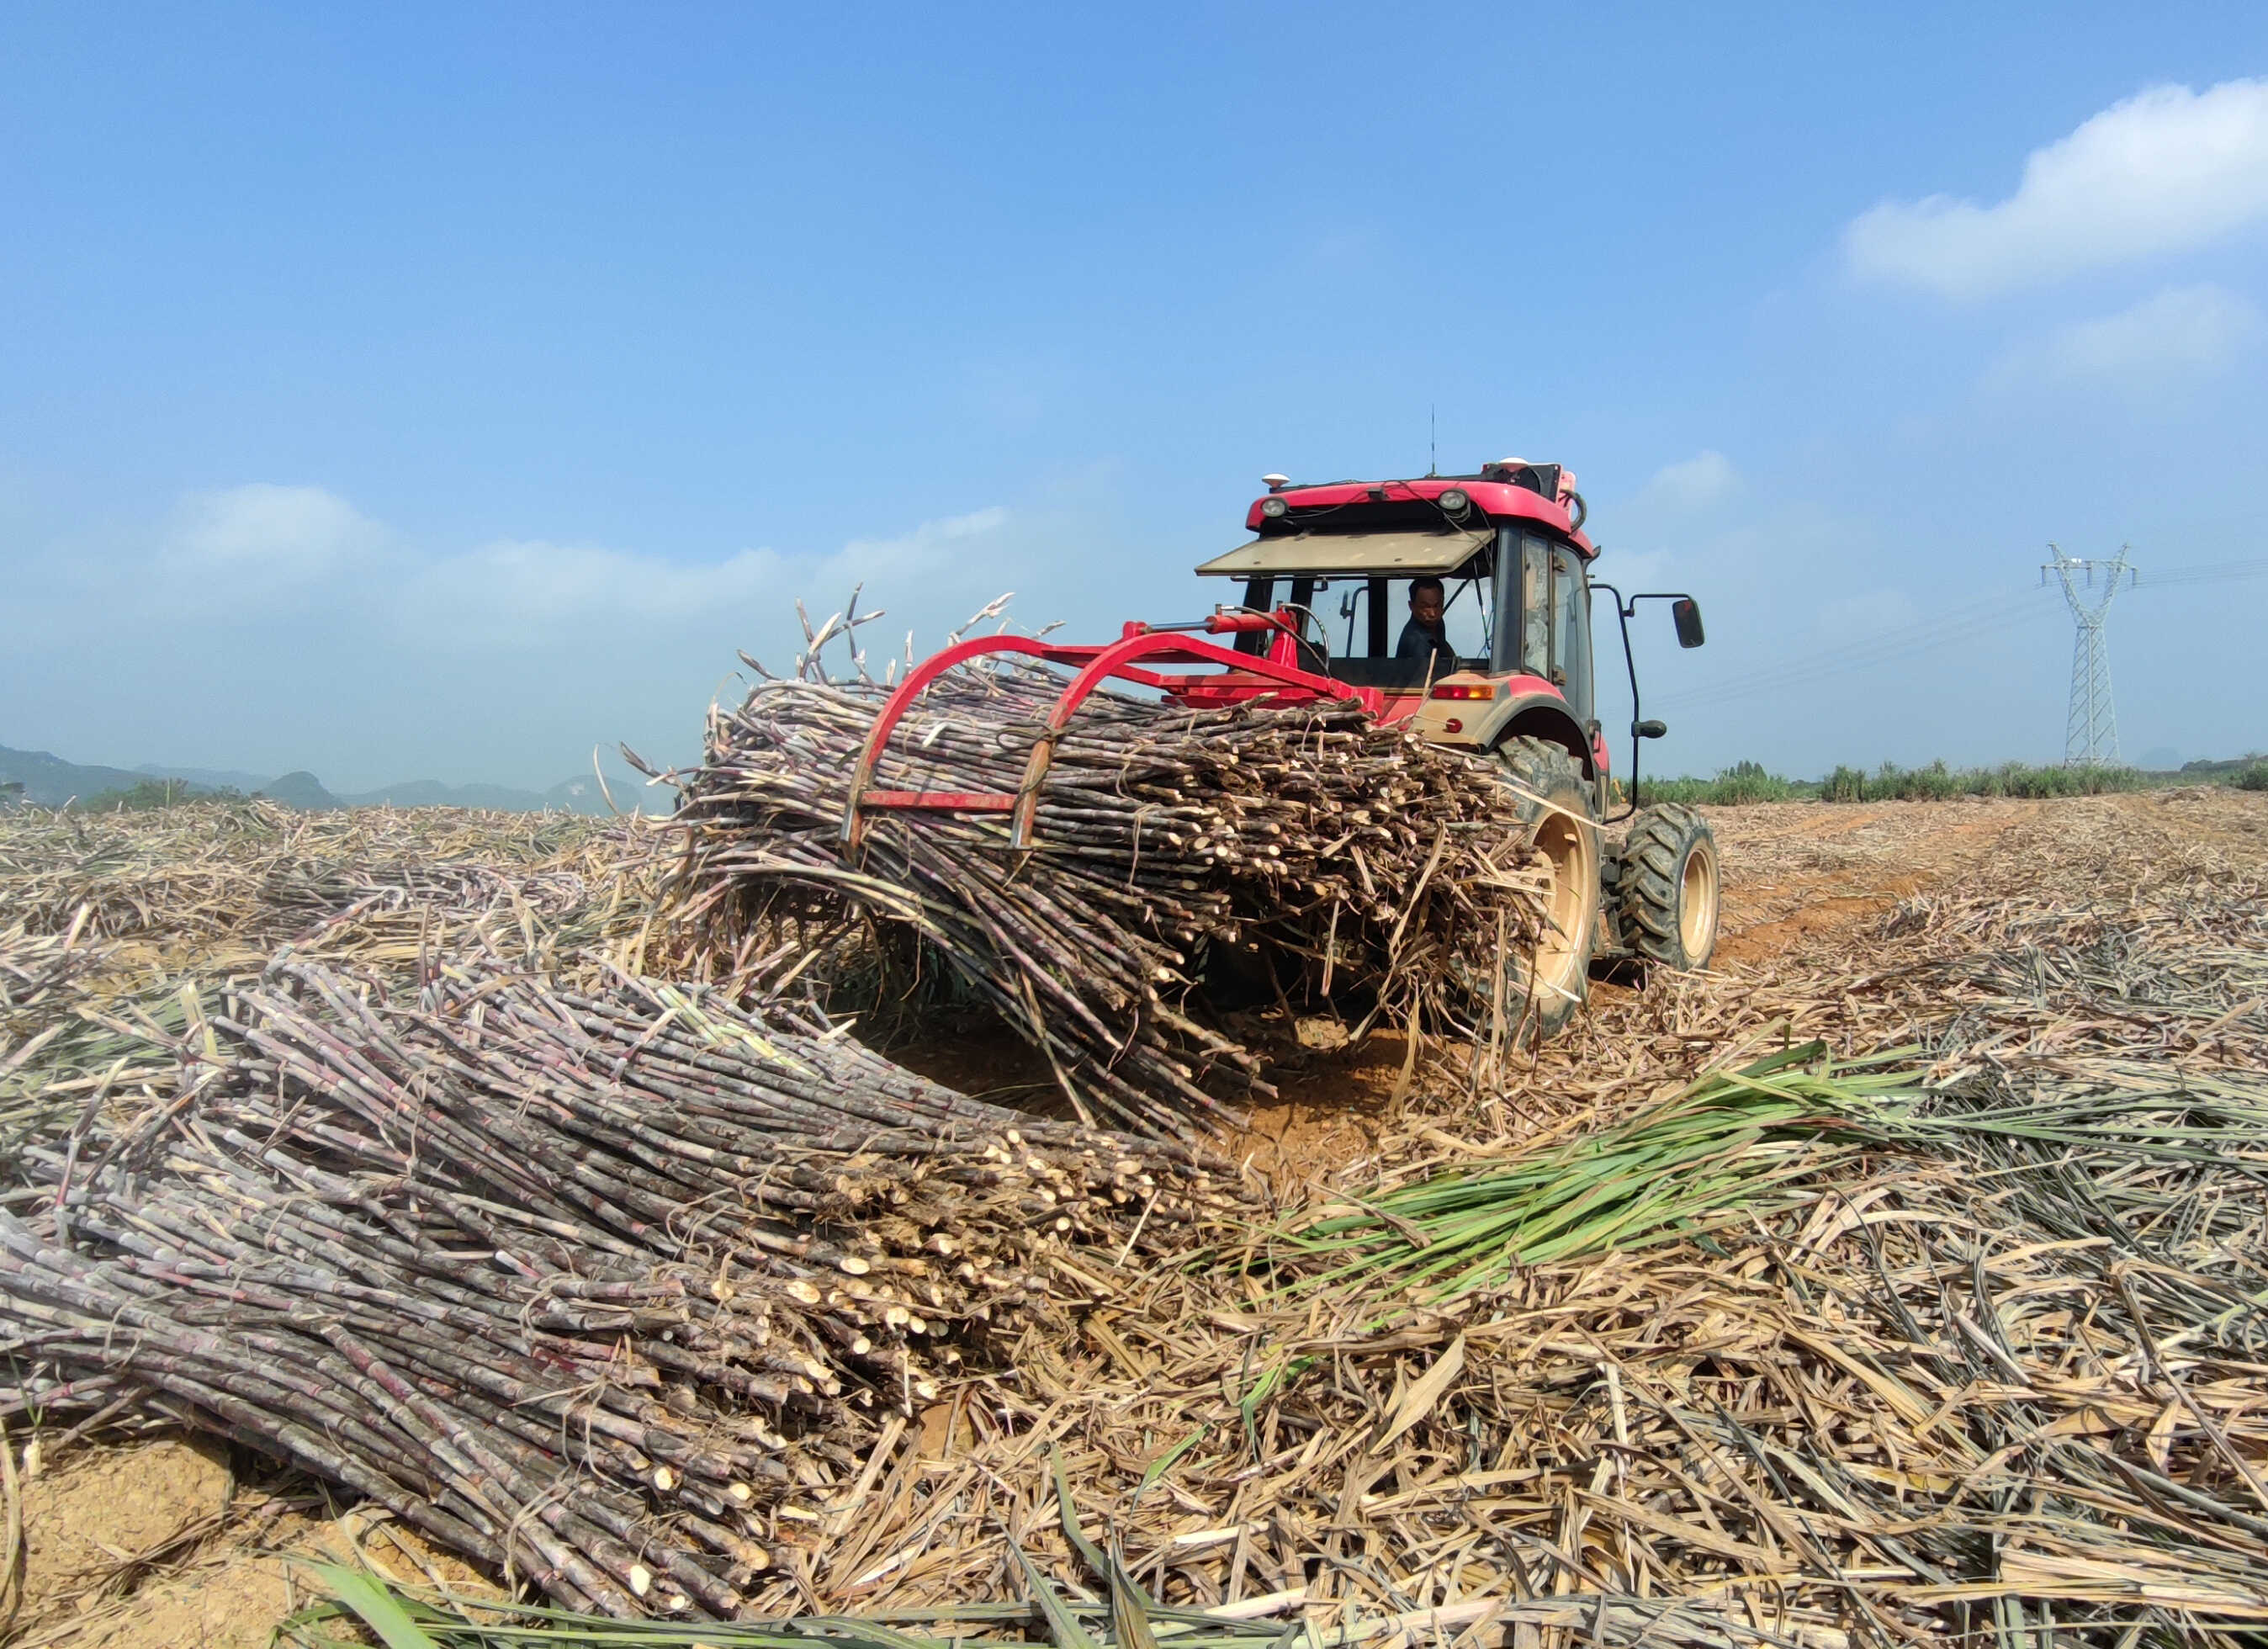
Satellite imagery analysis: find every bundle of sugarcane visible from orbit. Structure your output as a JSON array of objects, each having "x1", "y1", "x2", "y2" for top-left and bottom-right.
[
  {"x1": 658, "y1": 652, "x2": 1551, "y2": 1136},
  {"x1": 0, "y1": 955, "x2": 1241, "y2": 1619}
]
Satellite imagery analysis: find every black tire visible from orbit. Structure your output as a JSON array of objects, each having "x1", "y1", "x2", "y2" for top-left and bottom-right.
[
  {"x1": 1494, "y1": 735, "x2": 1602, "y2": 1040},
  {"x1": 1613, "y1": 803, "x2": 1720, "y2": 970}
]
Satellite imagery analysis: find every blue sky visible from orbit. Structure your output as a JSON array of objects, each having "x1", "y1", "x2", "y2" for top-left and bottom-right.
[{"x1": 4, "y1": 3, "x2": 2265, "y2": 791}]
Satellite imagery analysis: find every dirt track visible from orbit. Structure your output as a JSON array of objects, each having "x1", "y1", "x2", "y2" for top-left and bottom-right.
[
  {"x1": 10, "y1": 790, "x2": 2260, "y2": 1647},
  {"x1": 1227, "y1": 796, "x2": 2047, "y2": 1187}
]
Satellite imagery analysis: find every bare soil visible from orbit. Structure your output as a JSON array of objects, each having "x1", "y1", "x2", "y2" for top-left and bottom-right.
[
  {"x1": 3, "y1": 1430, "x2": 495, "y2": 1648},
  {"x1": 11, "y1": 791, "x2": 2255, "y2": 1646}
]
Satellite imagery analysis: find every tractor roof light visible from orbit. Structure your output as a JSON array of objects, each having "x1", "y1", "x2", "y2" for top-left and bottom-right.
[
  {"x1": 1438, "y1": 487, "x2": 1470, "y2": 514},
  {"x1": 1259, "y1": 496, "x2": 1288, "y2": 518}
]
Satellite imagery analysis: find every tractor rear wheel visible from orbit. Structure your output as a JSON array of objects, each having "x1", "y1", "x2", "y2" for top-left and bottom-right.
[
  {"x1": 1613, "y1": 803, "x2": 1721, "y2": 970},
  {"x1": 1495, "y1": 736, "x2": 1602, "y2": 1040}
]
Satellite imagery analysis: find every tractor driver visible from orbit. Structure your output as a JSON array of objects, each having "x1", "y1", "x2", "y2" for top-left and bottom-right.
[{"x1": 1396, "y1": 576, "x2": 1460, "y2": 679}]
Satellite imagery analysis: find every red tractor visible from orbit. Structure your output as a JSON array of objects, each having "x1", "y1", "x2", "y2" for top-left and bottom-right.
[{"x1": 843, "y1": 459, "x2": 1721, "y2": 1036}]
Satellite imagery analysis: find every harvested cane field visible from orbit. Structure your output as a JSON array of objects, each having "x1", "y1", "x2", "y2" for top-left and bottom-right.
[{"x1": 2, "y1": 665, "x2": 2265, "y2": 1649}]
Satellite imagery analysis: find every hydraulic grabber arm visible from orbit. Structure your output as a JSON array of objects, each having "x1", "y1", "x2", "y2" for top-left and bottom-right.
[{"x1": 840, "y1": 610, "x2": 1373, "y2": 855}]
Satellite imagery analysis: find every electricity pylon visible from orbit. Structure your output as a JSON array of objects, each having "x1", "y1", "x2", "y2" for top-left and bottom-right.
[{"x1": 2042, "y1": 543, "x2": 2135, "y2": 766}]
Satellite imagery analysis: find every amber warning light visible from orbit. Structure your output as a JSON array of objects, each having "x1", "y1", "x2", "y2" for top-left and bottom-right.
[{"x1": 1428, "y1": 682, "x2": 1497, "y2": 701}]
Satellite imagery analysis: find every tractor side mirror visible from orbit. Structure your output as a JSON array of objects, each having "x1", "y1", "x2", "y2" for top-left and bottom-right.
[
  {"x1": 1672, "y1": 598, "x2": 1705, "y2": 648},
  {"x1": 1635, "y1": 719, "x2": 1667, "y2": 740}
]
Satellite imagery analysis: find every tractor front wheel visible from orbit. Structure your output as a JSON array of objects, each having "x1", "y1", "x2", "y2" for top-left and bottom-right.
[
  {"x1": 1613, "y1": 803, "x2": 1721, "y2": 970},
  {"x1": 1496, "y1": 736, "x2": 1602, "y2": 1041}
]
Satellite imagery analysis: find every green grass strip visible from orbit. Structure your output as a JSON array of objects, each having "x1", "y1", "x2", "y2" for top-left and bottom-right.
[{"x1": 1277, "y1": 1042, "x2": 1926, "y2": 1306}]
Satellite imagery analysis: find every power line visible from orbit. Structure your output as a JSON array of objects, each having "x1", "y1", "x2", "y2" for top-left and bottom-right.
[
  {"x1": 1651, "y1": 589, "x2": 2055, "y2": 712},
  {"x1": 2139, "y1": 555, "x2": 2268, "y2": 586},
  {"x1": 1645, "y1": 554, "x2": 2268, "y2": 714}
]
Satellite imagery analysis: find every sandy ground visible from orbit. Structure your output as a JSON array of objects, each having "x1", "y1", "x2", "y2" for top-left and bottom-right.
[
  {"x1": 8, "y1": 790, "x2": 2252, "y2": 1646},
  {"x1": 3, "y1": 1432, "x2": 493, "y2": 1647}
]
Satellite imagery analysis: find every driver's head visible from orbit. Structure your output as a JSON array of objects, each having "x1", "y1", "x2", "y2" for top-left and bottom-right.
[{"x1": 1408, "y1": 577, "x2": 1445, "y2": 628}]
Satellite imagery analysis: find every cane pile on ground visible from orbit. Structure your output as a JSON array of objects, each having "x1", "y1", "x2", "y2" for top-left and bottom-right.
[
  {"x1": 0, "y1": 957, "x2": 1242, "y2": 1620},
  {"x1": 656, "y1": 651, "x2": 1550, "y2": 1136}
]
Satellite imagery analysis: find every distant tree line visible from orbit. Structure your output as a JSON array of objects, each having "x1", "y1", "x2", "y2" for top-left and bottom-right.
[
  {"x1": 1637, "y1": 756, "x2": 2267, "y2": 807},
  {"x1": 18, "y1": 757, "x2": 2263, "y2": 814}
]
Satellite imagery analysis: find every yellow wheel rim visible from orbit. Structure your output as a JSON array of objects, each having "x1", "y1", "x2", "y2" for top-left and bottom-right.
[
  {"x1": 1532, "y1": 809, "x2": 1599, "y2": 997},
  {"x1": 1678, "y1": 838, "x2": 1719, "y2": 962}
]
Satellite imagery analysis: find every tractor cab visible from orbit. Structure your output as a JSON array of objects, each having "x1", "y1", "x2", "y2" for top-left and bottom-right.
[{"x1": 1197, "y1": 464, "x2": 1611, "y2": 801}]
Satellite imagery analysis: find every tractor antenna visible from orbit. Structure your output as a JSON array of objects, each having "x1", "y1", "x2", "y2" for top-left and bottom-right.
[
  {"x1": 2042, "y1": 542, "x2": 2138, "y2": 766},
  {"x1": 1428, "y1": 406, "x2": 1437, "y2": 477}
]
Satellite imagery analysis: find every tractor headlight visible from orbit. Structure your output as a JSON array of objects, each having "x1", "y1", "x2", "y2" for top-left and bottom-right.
[
  {"x1": 1260, "y1": 496, "x2": 1288, "y2": 518},
  {"x1": 1438, "y1": 488, "x2": 1470, "y2": 514}
]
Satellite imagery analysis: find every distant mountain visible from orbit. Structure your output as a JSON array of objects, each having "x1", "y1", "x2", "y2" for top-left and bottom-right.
[
  {"x1": 2, "y1": 744, "x2": 222, "y2": 808},
  {"x1": 4, "y1": 741, "x2": 649, "y2": 814},
  {"x1": 262, "y1": 771, "x2": 342, "y2": 809}
]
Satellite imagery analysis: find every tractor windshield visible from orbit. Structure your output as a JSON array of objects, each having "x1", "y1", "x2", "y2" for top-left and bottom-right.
[
  {"x1": 1232, "y1": 565, "x2": 1492, "y2": 687},
  {"x1": 1346, "y1": 574, "x2": 1491, "y2": 662},
  {"x1": 1226, "y1": 533, "x2": 1588, "y2": 709}
]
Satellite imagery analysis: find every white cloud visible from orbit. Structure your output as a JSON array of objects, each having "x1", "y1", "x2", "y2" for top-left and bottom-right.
[
  {"x1": 1845, "y1": 77, "x2": 2268, "y2": 300},
  {"x1": 833, "y1": 505, "x2": 1011, "y2": 573},
  {"x1": 152, "y1": 486, "x2": 1020, "y2": 641},
  {"x1": 1987, "y1": 283, "x2": 2265, "y2": 390},
  {"x1": 1637, "y1": 451, "x2": 1739, "y2": 513},
  {"x1": 402, "y1": 540, "x2": 778, "y2": 639},
  {"x1": 392, "y1": 506, "x2": 1020, "y2": 646},
  {"x1": 164, "y1": 483, "x2": 384, "y2": 576},
  {"x1": 4, "y1": 482, "x2": 1076, "y2": 788}
]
